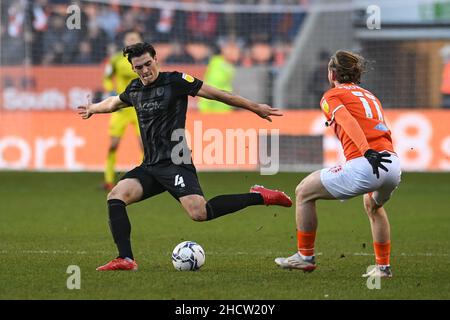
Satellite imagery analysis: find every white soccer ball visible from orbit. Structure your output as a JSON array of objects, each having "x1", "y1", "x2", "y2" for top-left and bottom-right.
[{"x1": 172, "y1": 241, "x2": 205, "y2": 271}]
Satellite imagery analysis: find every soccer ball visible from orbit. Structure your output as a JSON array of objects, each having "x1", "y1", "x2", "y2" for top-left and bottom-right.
[{"x1": 172, "y1": 241, "x2": 205, "y2": 271}]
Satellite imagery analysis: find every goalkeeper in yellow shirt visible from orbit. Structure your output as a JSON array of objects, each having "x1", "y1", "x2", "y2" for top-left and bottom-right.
[{"x1": 102, "y1": 31, "x2": 143, "y2": 191}]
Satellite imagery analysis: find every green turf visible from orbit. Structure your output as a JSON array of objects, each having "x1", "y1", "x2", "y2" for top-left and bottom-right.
[{"x1": 0, "y1": 171, "x2": 449, "y2": 299}]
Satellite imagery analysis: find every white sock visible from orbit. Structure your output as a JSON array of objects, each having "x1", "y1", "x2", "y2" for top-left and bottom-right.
[{"x1": 299, "y1": 252, "x2": 314, "y2": 261}]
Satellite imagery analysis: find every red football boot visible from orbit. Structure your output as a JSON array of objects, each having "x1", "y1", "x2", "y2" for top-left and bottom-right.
[
  {"x1": 250, "y1": 185, "x2": 292, "y2": 207},
  {"x1": 96, "y1": 258, "x2": 138, "y2": 271}
]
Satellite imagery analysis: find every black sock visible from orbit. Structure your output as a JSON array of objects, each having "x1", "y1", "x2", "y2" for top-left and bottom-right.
[
  {"x1": 206, "y1": 193, "x2": 264, "y2": 221},
  {"x1": 107, "y1": 199, "x2": 133, "y2": 260}
]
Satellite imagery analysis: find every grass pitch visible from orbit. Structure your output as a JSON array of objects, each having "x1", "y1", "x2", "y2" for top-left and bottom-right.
[{"x1": 0, "y1": 171, "x2": 449, "y2": 300}]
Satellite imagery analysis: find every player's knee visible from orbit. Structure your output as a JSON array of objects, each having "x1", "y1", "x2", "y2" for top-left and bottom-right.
[
  {"x1": 186, "y1": 202, "x2": 207, "y2": 221},
  {"x1": 180, "y1": 195, "x2": 207, "y2": 221},
  {"x1": 295, "y1": 180, "x2": 308, "y2": 203},
  {"x1": 190, "y1": 212, "x2": 207, "y2": 222},
  {"x1": 109, "y1": 137, "x2": 120, "y2": 152},
  {"x1": 107, "y1": 188, "x2": 131, "y2": 204},
  {"x1": 107, "y1": 189, "x2": 122, "y2": 202},
  {"x1": 364, "y1": 194, "x2": 381, "y2": 217},
  {"x1": 188, "y1": 204, "x2": 207, "y2": 222},
  {"x1": 109, "y1": 144, "x2": 119, "y2": 152}
]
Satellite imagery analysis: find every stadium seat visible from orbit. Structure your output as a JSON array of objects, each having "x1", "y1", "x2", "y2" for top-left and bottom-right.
[
  {"x1": 153, "y1": 43, "x2": 173, "y2": 63},
  {"x1": 185, "y1": 43, "x2": 211, "y2": 64}
]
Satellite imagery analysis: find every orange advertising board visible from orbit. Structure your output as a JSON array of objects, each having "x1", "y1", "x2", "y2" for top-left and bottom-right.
[
  {"x1": 0, "y1": 65, "x2": 206, "y2": 111},
  {"x1": 0, "y1": 110, "x2": 449, "y2": 172}
]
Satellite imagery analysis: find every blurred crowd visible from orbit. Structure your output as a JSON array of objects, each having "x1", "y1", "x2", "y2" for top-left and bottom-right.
[{"x1": 0, "y1": 0, "x2": 308, "y2": 67}]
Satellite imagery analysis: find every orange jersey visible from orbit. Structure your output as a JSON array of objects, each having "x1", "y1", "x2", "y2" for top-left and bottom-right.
[{"x1": 320, "y1": 84, "x2": 394, "y2": 161}]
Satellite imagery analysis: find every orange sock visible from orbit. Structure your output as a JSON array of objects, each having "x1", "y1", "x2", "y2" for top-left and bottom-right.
[
  {"x1": 373, "y1": 241, "x2": 391, "y2": 265},
  {"x1": 297, "y1": 230, "x2": 316, "y2": 257}
]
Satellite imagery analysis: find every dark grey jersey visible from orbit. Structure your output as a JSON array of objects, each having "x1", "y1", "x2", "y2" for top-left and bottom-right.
[{"x1": 119, "y1": 71, "x2": 203, "y2": 165}]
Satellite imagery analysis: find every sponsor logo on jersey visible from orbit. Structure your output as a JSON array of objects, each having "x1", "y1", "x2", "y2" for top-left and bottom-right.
[
  {"x1": 156, "y1": 87, "x2": 165, "y2": 96},
  {"x1": 139, "y1": 101, "x2": 162, "y2": 112},
  {"x1": 321, "y1": 99, "x2": 330, "y2": 113},
  {"x1": 374, "y1": 123, "x2": 389, "y2": 132},
  {"x1": 182, "y1": 73, "x2": 194, "y2": 83}
]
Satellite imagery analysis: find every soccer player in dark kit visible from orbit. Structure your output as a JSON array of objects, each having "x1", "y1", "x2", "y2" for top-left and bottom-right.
[{"x1": 77, "y1": 42, "x2": 292, "y2": 271}]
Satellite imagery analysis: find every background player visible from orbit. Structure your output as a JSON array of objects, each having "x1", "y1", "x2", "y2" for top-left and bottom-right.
[
  {"x1": 198, "y1": 40, "x2": 240, "y2": 113},
  {"x1": 77, "y1": 42, "x2": 292, "y2": 271},
  {"x1": 275, "y1": 50, "x2": 401, "y2": 277},
  {"x1": 102, "y1": 31, "x2": 143, "y2": 191}
]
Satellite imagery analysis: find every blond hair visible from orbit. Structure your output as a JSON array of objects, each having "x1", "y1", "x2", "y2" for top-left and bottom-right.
[{"x1": 328, "y1": 50, "x2": 367, "y2": 84}]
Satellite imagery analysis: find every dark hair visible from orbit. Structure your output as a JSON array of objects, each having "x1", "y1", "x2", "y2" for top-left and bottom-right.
[
  {"x1": 328, "y1": 50, "x2": 367, "y2": 84},
  {"x1": 123, "y1": 42, "x2": 156, "y2": 63}
]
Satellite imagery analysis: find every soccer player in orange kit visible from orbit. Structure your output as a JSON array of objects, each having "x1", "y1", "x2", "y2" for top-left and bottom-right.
[{"x1": 275, "y1": 50, "x2": 401, "y2": 278}]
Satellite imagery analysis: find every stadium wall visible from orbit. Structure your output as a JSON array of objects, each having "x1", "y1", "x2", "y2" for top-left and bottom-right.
[
  {"x1": 274, "y1": 0, "x2": 354, "y2": 109},
  {"x1": 0, "y1": 109, "x2": 449, "y2": 172}
]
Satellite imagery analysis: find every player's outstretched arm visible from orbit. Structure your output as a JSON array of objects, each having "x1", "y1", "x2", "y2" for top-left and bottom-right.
[
  {"x1": 197, "y1": 83, "x2": 283, "y2": 122},
  {"x1": 77, "y1": 95, "x2": 127, "y2": 119}
]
